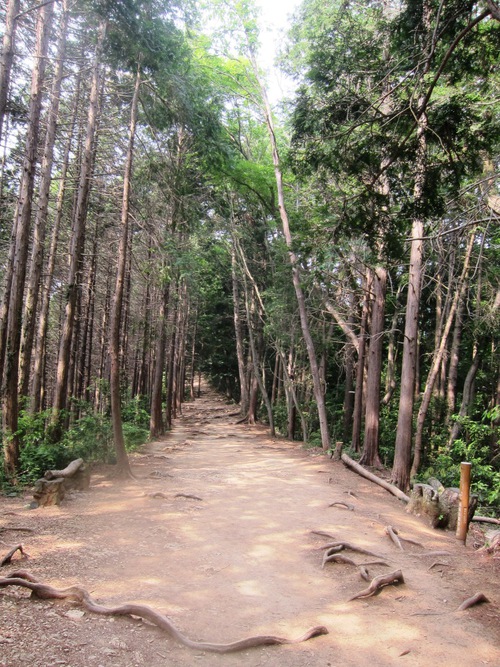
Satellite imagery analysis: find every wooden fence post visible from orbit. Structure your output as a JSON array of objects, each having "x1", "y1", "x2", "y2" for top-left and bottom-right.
[{"x1": 456, "y1": 462, "x2": 472, "y2": 544}]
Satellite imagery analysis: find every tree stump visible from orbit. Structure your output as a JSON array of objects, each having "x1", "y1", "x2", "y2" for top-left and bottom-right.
[
  {"x1": 33, "y1": 459, "x2": 90, "y2": 507},
  {"x1": 407, "y1": 482, "x2": 477, "y2": 530}
]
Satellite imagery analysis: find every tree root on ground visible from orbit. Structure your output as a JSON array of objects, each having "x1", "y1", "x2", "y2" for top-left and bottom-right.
[
  {"x1": 0, "y1": 570, "x2": 328, "y2": 653},
  {"x1": 349, "y1": 570, "x2": 405, "y2": 601},
  {"x1": 318, "y1": 541, "x2": 386, "y2": 559},
  {"x1": 175, "y1": 493, "x2": 203, "y2": 501},
  {"x1": 328, "y1": 502, "x2": 355, "y2": 511},
  {"x1": 456, "y1": 592, "x2": 490, "y2": 611},
  {"x1": 385, "y1": 525, "x2": 404, "y2": 551},
  {"x1": 0, "y1": 545, "x2": 28, "y2": 567}
]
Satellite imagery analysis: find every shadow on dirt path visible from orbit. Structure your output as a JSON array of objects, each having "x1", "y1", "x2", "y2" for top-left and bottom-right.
[{"x1": 1, "y1": 384, "x2": 499, "y2": 666}]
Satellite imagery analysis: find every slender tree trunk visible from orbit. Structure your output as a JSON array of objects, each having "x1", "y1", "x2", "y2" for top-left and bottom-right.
[
  {"x1": 31, "y1": 69, "x2": 81, "y2": 412},
  {"x1": 109, "y1": 66, "x2": 140, "y2": 477},
  {"x1": 352, "y1": 269, "x2": 371, "y2": 452},
  {"x1": 411, "y1": 228, "x2": 476, "y2": 476},
  {"x1": 19, "y1": 2, "x2": 69, "y2": 399},
  {"x1": 391, "y1": 100, "x2": 427, "y2": 489},
  {"x1": 446, "y1": 287, "x2": 466, "y2": 421},
  {"x1": 2, "y1": 1, "x2": 54, "y2": 476},
  {"x1": 0, "y1": 0, "x2": 19, "y2": 146},
  {"x1": 52, "y1": 20, "x2": 106, "y2": 424},
  {"x1": 360, "y1": 265, "x2": 386, "y2": 467},
  {"x1": 258, "y1": 79, "x2": 330, "y2": 449},
  {"x1": 150, "y1": 281, "x2": 169, "y2": 437},
  {"x1": 231, "y1": 243, "x2": 249, "y2": 415}
]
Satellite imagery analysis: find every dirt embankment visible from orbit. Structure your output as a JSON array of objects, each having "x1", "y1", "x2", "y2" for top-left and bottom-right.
[{"x1": 1, "y1": 387, "x2": 499, "y2": 667}]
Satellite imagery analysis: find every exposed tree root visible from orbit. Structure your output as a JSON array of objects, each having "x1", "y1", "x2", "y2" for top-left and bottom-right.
[
  {"x1": 144, "y1": 492, "x2": 170, "y2": 499},
  {"x1": 456, "y1": 592, "x2": 490, "y2": 611},
  {"x1": 0, "y1": 570, "x2": 328, "y2": 653},
  {"x1": 310, "y1": 530, "x2": 336, "y2": 539},
  {"x1": 428, "y1": 561, "x2": 451, "y2": 570},
  {"x1": 0, "y1": 526, "x2": 34, "y2": 534},
  {"x1": 319, "y1": 541, "x2": 386, "y2": 559},
  {"x1": 385, "y1": 525, "x2": 403, "y2": 551},
  {"x1": 349, "y1": 570, "x2": 405, "y2": 601},
  {"x1": 175, "y1": 493, "x2": 203, "y2": 501},
  {"x1": 322, "y1": 553, "x2": 357, "y2": 568},
  {"x1": 0, "y1": 545, "x2": 28, "y2": 567},
  {"x1": 328, "y1": 502, "x2": 355, "y2": 511}
]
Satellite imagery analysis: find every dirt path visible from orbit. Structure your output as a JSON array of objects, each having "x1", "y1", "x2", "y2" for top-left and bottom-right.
[{"x1": 1, "y1": 386, "x2": 499, "y2": 666}]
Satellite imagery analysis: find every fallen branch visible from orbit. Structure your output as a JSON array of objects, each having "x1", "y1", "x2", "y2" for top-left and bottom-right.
[
  {"x1": 0, "y1": 570, "x2": 328, "y2": 653},
  {"x1": 471, "y1": 516, "x2": 500, "y2": 525},
  {"x1": 349, "y1": 570, "x2": 405, "y2": 601},
  {"x1": 341, "y1": 454, "x2": 410, "y2": 503},
  {"x1": 0, "y1": 545, "x2": 28, "y2": 567},
  {"x1": 456, "y1": 592, "x2": 490, "y2": 611}
]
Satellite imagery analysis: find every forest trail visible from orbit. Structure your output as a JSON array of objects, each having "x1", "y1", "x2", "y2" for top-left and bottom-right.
[{"x1": 1, "y1": 384, "x2": 499, "y2": 667}]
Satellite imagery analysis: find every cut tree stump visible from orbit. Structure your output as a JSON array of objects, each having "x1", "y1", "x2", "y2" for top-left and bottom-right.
[
  {"x1": 33, "y1": 459, "x2": 90, "y2": 507},
  {"x1": 407, "y1": 483, "x2": 478, "y2": 530}
]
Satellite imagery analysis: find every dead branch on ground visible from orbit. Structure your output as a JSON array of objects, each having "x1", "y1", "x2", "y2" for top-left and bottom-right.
[
  {"x1": 0, "y1": 570, "x2": 328, "y2": 653},
  {"x1": 341, "y1": 454, "x2": 410, "y2": 503}
]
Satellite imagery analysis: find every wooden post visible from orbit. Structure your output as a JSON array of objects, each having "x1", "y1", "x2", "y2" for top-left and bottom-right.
[{"x1": 456, "y1": 462, "x2": 472, "y2": 543}]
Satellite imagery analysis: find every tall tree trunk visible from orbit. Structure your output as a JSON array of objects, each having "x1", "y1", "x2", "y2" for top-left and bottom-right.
[
  {"x1": 109, "y1": 66, "x2": 140, "y2": 477},
  {"x1": 150, "y1": 281, "x2": 169, "y2": 437},
  {"x1": 352, "y1": 269, "x2": 371, "y2": 452},
  {"x1": 2, "y1": 1, "x2": 54, "y2": 477},
  {"x1": 391, "y1": 104, "x2": 427, "y2": 489},
  {"x1": 360, "y1": 265, "x2": 386, "y2": 467},
  {"x1": 19, "y1": 1, "x2": 69, "y2": 399},
  {"x1": 446, "y1": 284, "x2": 466, "y2": 422},
  {"x1": 31, "y1": 67, "x2": 81, "y2": 412},
  {"x1": 231, "y1": 242, "x2": 249, "y2": 415},
  {"x1": 411, "y1": 228, "x2": 476, "y2": 477},
  {"x1": 52, "y1": 21, "x2": 106, "y2": 424},
  {"x1": 0, "y1": 0, "x2": 19, "y2": 146},
  {"x1": 258, "y1": 78, "x2": 330, "y2": 449}
]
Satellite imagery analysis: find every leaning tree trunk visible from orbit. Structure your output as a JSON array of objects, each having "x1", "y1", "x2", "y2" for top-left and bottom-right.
[
  {"x1": 257, "y1": 76, "x2": 330, "y2": 450},
  {"x1": 2, "y1": 1, "x2": 54, "y2": 477},
  {"x1": 52, "y1": 20, "x2": 106, "y2": 425},
  {"x1": 109, "y1": 66, "x2": 140, "y2": 477}
]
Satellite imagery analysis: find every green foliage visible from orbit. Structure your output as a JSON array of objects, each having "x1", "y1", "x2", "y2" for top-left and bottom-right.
[{"x1": 421, "y1": 413, "x2": 500, "y2": 511}]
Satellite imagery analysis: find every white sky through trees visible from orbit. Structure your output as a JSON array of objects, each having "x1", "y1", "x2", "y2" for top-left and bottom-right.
[{"x1": 254, "y1": 0, "x2": 301, "y2": 103}]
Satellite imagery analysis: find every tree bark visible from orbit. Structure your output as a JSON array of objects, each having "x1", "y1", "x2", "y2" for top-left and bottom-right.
[
  {"x1": 0, "y1": 0, "x2": 19, "y2": 146},
  {"x1": 411, "y1": 228, "x2": 476, "y2": 477},
  {"x1": 360, "y1": 265, "x2": 386, "y2": 467},
  {"x1": 109, "y1": 65, "x2": 140, "y2": 477},
  {"x1": 52, "y1": 20, "x2": 106, "y2": 425},
  {"x1": 2, "y1": 0, "x2": 54, "y2": 476},
  {"x1": 19, "y1": 1, "x2": 69, "y2": 399}
]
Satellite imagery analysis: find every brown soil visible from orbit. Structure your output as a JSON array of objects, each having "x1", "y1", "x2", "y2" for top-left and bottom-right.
[{"x1": 1, "y1": 385, "x2": 499, "y2": 666}]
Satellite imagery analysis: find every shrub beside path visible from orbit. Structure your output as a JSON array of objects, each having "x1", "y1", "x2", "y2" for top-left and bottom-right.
[{"x1": 1, "y1": 385, "x2": 499, "y2": 666}]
